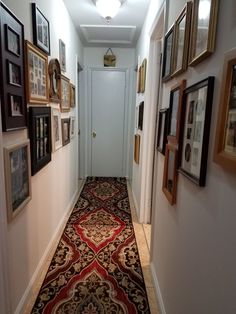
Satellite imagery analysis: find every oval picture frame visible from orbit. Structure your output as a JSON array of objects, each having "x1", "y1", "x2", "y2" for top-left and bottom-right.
[{"x1": 48, "y1": 58, "x2": 61, "y2": 103}]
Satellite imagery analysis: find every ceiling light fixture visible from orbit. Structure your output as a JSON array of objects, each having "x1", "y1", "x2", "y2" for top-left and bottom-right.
[{"x1": 96, "y1": 0, "x2": 122, "y2": 24}]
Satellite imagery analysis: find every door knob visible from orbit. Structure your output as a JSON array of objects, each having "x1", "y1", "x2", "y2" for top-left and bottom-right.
[{"x1": 92, "y1": 131, "x2": 96, "y2": 138}]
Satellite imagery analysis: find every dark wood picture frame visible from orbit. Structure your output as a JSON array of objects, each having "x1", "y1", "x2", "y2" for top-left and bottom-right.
[
  {"x1": 0, "y1": 2, "x2": 27, "y2": 131},
  {"x1": 138, "y1": 101, "x2": 144, "y2": 131},
  {"x1": 61, "y1": 118, "x2": 70, "y2": 146},
  {"x1": 29, "y1": 106, "x2": 52, "y2": 176},
  {"x1": 179, "y1": 76, "x2": 215, "y2": 186},
  {"x1": 32, "y1": 3, "x2": 50, "y2": 55},
  {"x1": 162, "y1": 25, "x2": 175, "y2": 82},
  {"x1": 48, "y1": 58, "x2": 61, "y2": 103},
  {"x1": 157, "y1": 108, "x2": 169, "y2": 155}
]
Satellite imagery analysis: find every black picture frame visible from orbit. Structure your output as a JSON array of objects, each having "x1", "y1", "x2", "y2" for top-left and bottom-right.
[
  {"x1": 162, "y1": 25, "x2": 175, "y2": 82},
  {"x1": 157, "y1": 108, "x2": 169, "y2": 155},
  {"x1": 29, "y1": 106, "x2": 52, "y2": 176},
  {"x1": 179, "y1": 76, "x2": 215, "y2": 186},
  {"x1": 32, "y1": 3, "x2": 50, "y2": 55},
  {"x1": 138, "y1": 101, "x2": 144, "y2": 131},
  {"x1": 0, "y1": 2, "x2": 27, "y2": 131}
]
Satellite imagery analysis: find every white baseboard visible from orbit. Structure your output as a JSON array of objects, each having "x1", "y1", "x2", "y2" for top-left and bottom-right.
[{"x1": 150, "y1": 262, "x2": 167, "y2": 314}]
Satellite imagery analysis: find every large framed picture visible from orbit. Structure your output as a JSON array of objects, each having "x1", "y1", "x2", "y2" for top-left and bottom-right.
[
  {"x1": 61, "y1": 75, "x2": 70, "y2": 112},
  {"x1": 140, "y1": 58, "x2": 147, "y2": 93},
  {"x1": 157, "y1": 108, "x2": 169, "y2": 155},
  {"x1": 25, "y1": 41, "x2": 49, "y2": 104},
  {"x1": 59, "y1": 39, "x2": 66, "y2": 72},
  {"x1": 179, "y1": 76, "x2": 215, "y2": 186},
  {"x1": 61, "y1": 118, "x2": 70, "y2": 146},
  {"x1": 48, "y1": 58, "x2": 61, "y2": 103},
  {"x1": 51, "y1": 107, "x2": 62, "y2": 152},
  {"x1": 162, "y1": 25, "x2": 175, "y2": 82},
  {"x1": 0, "y1": 2, "x2": 27, "y2": 131},
  {"x1": 214, "y1": 48, "x2": 236, "y2": 173},
  {"x1": 189, "y1": 0, "x2": 219, "y2": 66},
  {"x1": 4, "y1": 140, "x2": 31, "y2": 222},
  {"x1": 32, "y1": 3, "x2": 50, "y2": 55}
]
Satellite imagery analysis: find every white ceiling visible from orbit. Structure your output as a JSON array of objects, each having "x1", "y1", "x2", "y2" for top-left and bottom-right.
[{"x1": 63, "y1": 0, "x2": 151, "y2": 48}]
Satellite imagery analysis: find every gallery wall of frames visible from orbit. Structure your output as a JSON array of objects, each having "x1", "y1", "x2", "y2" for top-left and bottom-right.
[{"x1": 0, "y1": 2, "x2": 77, "y2": 222}]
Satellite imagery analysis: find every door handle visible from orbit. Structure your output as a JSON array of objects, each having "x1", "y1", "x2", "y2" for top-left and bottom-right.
[{"x1": 92, "y1": 131, "x2": 96, "y2": 138}]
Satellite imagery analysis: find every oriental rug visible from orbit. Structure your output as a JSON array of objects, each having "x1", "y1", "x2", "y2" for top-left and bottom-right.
[{"x1": 31, "y1": 177, "x2": 150, "y2": 313}]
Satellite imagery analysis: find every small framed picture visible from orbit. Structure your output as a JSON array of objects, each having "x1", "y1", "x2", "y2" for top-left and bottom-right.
[
  {"x1": 138, "y1": 101, "x2": 144, "y2": 131},
  {"x1": 9, "y1": 94, "x2": 23, "y2": 117},
  {"x1": 61, "y1": 75, "x2": 70, "y2": 112},
  {"x1": 59, "y1": 39, "x2": 66, "y2": 72},
  {"x1": 70, "y1": 83, "x2": 76, "y2": 107},
  {"x1": 48, "y1": 58, "x2": 61, "y2": 103},
  {"x1": 51, "y1": 107, "x2": 62, "y2": 152},
  {"x1": 32, "y1": 3, "x2": 50, "y2": 55},
  {"x1": 4, "y1": 140, "x2": 31, "y2": 222},
  {"x1": 134, "y1": 134, "x2": 141, "y2": 164},
  {"x1": 7, "y1": 61, "x2": 21, "y2": 86},
  {"x1": 5, "y1": 25, "x2": 20, "y2": 56},
  {"x1": 70, "y1": 116, "x2": 76, "y2": 139},
  {"x1": 157, "y1": 108, "x2": 169, "y2": 155},
  {"x1": 61, "y1": 118, "x2": 70, "y2": 146},
  {"x1": 162, "y1": 25, "x2": 175, "y2": 81},
  {"x1": 140, "y1": 59, "x2": 147, "y2": 93}
]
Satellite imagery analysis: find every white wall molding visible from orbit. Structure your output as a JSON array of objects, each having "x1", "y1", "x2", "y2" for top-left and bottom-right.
[{"x1": 150, "y1": 262, "x2": 167, "y2": 314}]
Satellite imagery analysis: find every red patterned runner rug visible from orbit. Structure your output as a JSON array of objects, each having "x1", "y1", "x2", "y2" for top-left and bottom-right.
[{"x1": 31, "y1": 177, "x2": 150, "y2": 313}]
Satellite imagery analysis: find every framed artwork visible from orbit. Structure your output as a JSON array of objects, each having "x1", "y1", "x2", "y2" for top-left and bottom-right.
[
  {"x1": 134, "y1": 134, "x2": 141, "y2": 164},
  {"x1": 214, "y1": 48, "x2": 236, "y2": 173},
  {"x1": 179, "y1": 76, "x2": 215, "y2": 186},
  {"x1": 162, "y1": 25, "x2": 175, "y2": 82},
  {"x1": 138, "y1": 101, "x2": 144, "y2": 131},
  {"x1": 61, "y1": 118, "x2": 70, "y2": 146},
  {"x1": 4, "y1": 140, "x2": 31, "y2": 222},
  {"x1": 29, "y1": 106, "x2": 51, "y2": 175},
  {"x1": 51, "y1": 107, "x2": 62, "y2": 152},
  {"x1": 70, "y1": 83, "x2": 76, "y2": 107},
  {"x1": 162, "y1": 144, "x2": 178, "y2": 205},
  {"x1": 48, "y1": 58, "x2": 61, "y2": 103},
  {"x1": 172, "y1": 2, "x2": 192, "y2": 76},
  {"x1": 0, "y1": 2, "x2": 27, "y2": 131},
  {"x1": 70, "y1": 116, "x2": 76, "y2": 139},
  {"x1": 137, "y1": 66, "x2": 142, "y2": 93},
  {"x1": 59, "y1": 39, "x2": 66, "y2": 72},
  {"x1": 167, "y1": 80, "x2": 186, "y2": 144},
  {"x1": 61, "y1": 75, "x2": 70, "y2": 112},
  {"x1": 25, "y1": 41, "x2": 49, "y2": 104},
  {"x1": 189, "y1": 0, "x2": 219, "y2": 66},
  {"x1": 157, "y1": 108, "x2": 169, "y2": 155},
  {"x1": 32, "y1": 3, "x2": 50, "y2": 55},
  {"x1": 140, "y1": 59, "x2": 147, "y2": 93}
]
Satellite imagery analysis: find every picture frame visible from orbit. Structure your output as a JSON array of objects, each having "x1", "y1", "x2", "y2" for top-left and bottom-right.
[
  {"x1": 172, "y1": 2, "x2": 192, "y2": 77},
  {"x1": 31, "y1": 3, "x2": 50, "y2": 55},
  {"x1": 4, "y1": 140, "x2": 31, "y2": 222},
  {"x1": 162, "y1": 25, "x2": 175, "y2": 82},
  {"x1": 189, "y1": 0, "x2": 219, "y2": 66},
  {"x1": 157, "y1": 108, "x2": 169, "y2": 155},
  {"x1": 214, "y1": 48, "x2": 236, "y2": 173},
  {"x1": 138, "y1": 101, "x2": 144, "y2": 131},
  {"x1": 25, "y1": 40, "x2": 49, "y2": 104},
  {"x1": 179, "y1": 76, "x2": 215, "y2": 186},
  {"x1": 28, "y1": 106, "x2": 52, "y2": 175},
  {"x1": 48, "y1": 58, "x2": 61, "y2": 103},
  {"x1": 167, "y1": 80, "x2": 186, "y2": 144},
  {"x1": 51, "y1": 107, "x2": 62, "y2": 152},
  {"x1": 70, "y1": 83, "x2": 76, "y2": 107},
  {"x1": 134, "y1": 134, "x2": 141, "y2": 164},
  {"x1": 61, "y1": 75, "x2": 70, "y2": 112},
  {"x1": 162, "y1": 143, "x2": 178, "y2": 205},
  {"x1": 59, "y1": 39, "x2": 66, "y2": 72},
  {"x1": 61, "y1": 118, "x2": 70, "y2": 146},
  {"x1": 140, "y1": 58, "x2": 147, "y2": 93},
  {"x1": 0, "y1": 2, "x2": 27, "y2": 131},
  {"x1": 70, "y1": 116, "x2": 76, "y2": 139}
]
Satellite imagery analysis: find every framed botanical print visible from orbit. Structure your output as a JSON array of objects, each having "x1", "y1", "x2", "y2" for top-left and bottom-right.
[
  {"x1": 189, "y1": 0, "x2": 219, "y2": 66},
  {"x1": 70, "y1": 83, "x2": 76, "y2": 107},
  {"x1": 179, "y1": 76, "x2": 215, "y2": 186},
  {"x1": 32, "y1": 3, "x2": 50, "y2": 55},
  {"x1": 25, "y1": 41, "x2": 49, "y2": 104},
  {"x1": 61, "y1": 75, "x2": 70, "y2": 112},
  {"x1": 59, "y1": 39, "x2": 66, "y2": 72},
  {"x1": 157, "y1": 108, "x2": 169, "y2": 155},
  {"x1": 134, "y1": 134, "x2": 141, "y2": 164},
  {"x1": 70, "y1": 116, "x2": 76, "y2": 139},
  {"x1": 51, "y1": 108, "x2": 62, "y2": 152},
  {"x1": 48, "y1": 58, "x2": 61, "y2": 103},
  {"x1": 61, "y1": 118, "x2": 70, "y2": 146},
  {"x1": 4, "y1": 140, "x2": 31, "y2": 221},
  {"x1": 162, "y1": 25, "x2": 175, "y2": 82}
]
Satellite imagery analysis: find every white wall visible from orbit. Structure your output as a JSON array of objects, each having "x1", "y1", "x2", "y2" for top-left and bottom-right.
[{"x1": 0, "y1": 0, "x2": 83, "y2": 312}]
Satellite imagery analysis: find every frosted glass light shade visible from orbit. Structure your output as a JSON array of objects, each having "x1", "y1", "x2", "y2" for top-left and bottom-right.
[{"x1": 96, "y1": 0, "x2": 121, "y2": 19}]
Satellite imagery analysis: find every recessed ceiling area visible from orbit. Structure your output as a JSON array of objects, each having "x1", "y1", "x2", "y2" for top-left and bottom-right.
[{"x1": 63, "y1": 0, "x2": 151, "y2": 48}]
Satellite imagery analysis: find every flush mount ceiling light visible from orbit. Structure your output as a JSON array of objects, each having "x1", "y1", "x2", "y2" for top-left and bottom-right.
[{"x1": 96, "y1": 0, "x2": 123, "y2": 23}]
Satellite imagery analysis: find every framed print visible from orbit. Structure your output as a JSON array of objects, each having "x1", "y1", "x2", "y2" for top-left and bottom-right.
[
  {"x1": 0, "y1": 2, "x2": 27, "y2": 131},
  {"x1": 140, "y1": 58, "x2": 147, "y2": 93},
  {"x1": 167, "y1": 80, "x2": 186, "y2": 144},
  {"x1": 162, "y1": 25, "x2": 175, "y2": 82},
  {"x1": 70, "y1": 83, "x2": 76, "y2": 107},
  {"x1": 214, "y1": 48, "x2": 236, "y2": 173},
  {"x1": 4, "y1": 140, "x2": 31, "y2": 222},
  {"x1": 29, "y1": 106, "x2": 51, "y2": 175},
  {"x1": 157, "y1": 108, "x2": 169, "y2": 155},
  {"x1": 179, "y1": 76, "x2": 215, "y2": 186},
  {"x1": 59, "y1": 39, "x2": 66, "y2": 72},
  {"x1": 61, "y1": 118, "x2": 70, "y2": 146},
  {"x1": 32, "y1": 3, "x2": 50, "y2": 55},
  {"x1": 134, "y1": 134, "x2": 141, "y2": 164},
  {"x1": 189, "y1": 0, "x2": 219, "y2": 66},
  {"x1": 51, "y1": 108, "x2": 62, "y2": 152},
  {"x1": 138, "y1": 101, "x2": 144, "y2": 131},
  {"x1": 70, "y1": 116, "x2": 76, "y2": 139},
  {"x1": 48, "y1": 58, "x2": 61, "y2": 103},
  {"x1": 25, "y1": 41, "x2": 49, "y2": 104},
  {"x1": 162, "y1": 143, "x2": 178, "y2": 205},
  {"x1": 61, "y1": 75, "x2": 70, "y2": 112},
  {"x1": 172, "y1": 2, "x2": 192, "y2": 76}
]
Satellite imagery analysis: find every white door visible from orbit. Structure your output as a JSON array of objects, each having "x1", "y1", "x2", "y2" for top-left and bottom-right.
[{"x1": 91, "y1": 69, "x2": 126, "y2": 177}]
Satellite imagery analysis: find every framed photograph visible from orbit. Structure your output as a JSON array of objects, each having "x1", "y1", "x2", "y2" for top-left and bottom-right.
[
  {"x1": 61, "y1": 118, "x2": 70, "y2": 146},
  {"x1": 70, "y1": 116, "x2": 76, "y2": 139},
  {"x1": 29, "y1": 106, "x2": 51, "y2": 175},
  {"x1": 25, "y1": 41, "x2": 49, "y2": 104},
  {"x1": 138, "y1": 101, "x2": 144, "y2": 131},
  {"x1": 172, "y1": 2, "x2": 192, "y2": 76},
  {"x1": 48, "y1": 58, "x2": 61, "y2": 103},
  {"x1": 134, "y1": 134, "x2": 141, "y2": 164},
  {"x1": 162, "y1": 143, "x2": 178, "y2": 205},
  {"x1": 167, "y1": 80, "x2": 186, "y2": 144},
  {"x1": 214, "y1": 48, "x2": 236, "y2": 172},
  {"x1": 157, "y1": 108, "x2": 169, "y2": 155},
  {"x1": 179, "y1": 76, "x2": 215, "y2": 186},
  {"x1": 162, "y1": 25, "x2": 175, "y2": 82},
  {"x1": 59, "y1": 39, "x2": 66, "y2": 72},
  {"x1": 61, "y1": 75, "x2": 70, "y2": 112},
  {"x1": 32, "y1": 3, "x2": 50, "y2": 55},
  {"x1": 140, "y1": 58, "x2": 147, "y2": 93},
  {"x1": 0, "y1": 2, "x2": 27, "y2": 131},
  {"x1": 137, "y1": 66, "x2": 141, "y2": 93},
  {"x1": 70, "y1": 83, "x2": 76, "y2": 107},
  {"x1": 51, "y1": 108, "x2": 62, "y2": 152},
  {"x1": 4, "y1": 140, "x2": 31, "y2": 222},
  {"x1": 189, "y1": 0, "x2": 219, "y2": 66}
]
